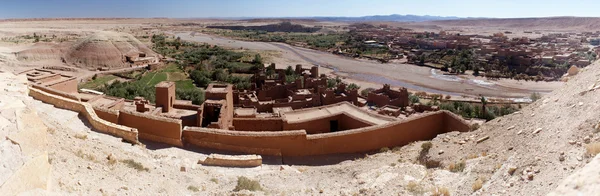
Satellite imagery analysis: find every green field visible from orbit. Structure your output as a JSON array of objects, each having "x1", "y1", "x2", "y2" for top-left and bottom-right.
[
  {"x1": 81, "y1": 63, "x2": 196, "y2": 91},
  {"x1": 128, "y1": 64, "x2": 195, "y2": 90},
  {"x1": 79, "y1": 75, "x2": 117, "y2": 89}
]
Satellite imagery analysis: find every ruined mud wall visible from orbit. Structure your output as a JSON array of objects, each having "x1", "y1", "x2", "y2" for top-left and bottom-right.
[
  {"x1": 118, "y1": 110, "x2": 183, "y2": 147},
  {"x1": 367, "y1": 93, "x2": 392, "y2": 107},
  {"x1": 183, "y1": 111, "x2": 469, "y2": 156},
  {"x1": 232, "y1": 118, "x2": 284, "y2": 131},
  {"x1": 28, "y1": 86, "x2": 139, "y2": 144}
]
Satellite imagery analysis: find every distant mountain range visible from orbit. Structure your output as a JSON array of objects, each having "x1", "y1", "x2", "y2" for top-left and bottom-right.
[{"x1": 305, "y1": 14, "x2": 463, "y2": 22}]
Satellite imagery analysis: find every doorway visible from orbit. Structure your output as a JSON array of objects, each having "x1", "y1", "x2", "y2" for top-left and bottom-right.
[{"x1": 330, "y1": 120, "x2": 339, "y2": 132}]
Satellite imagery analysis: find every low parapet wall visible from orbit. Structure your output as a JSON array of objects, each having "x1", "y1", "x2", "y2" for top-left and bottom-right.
[
  {"x1": 28, "y1": 87, "x2": 139, "y2": 144},
  {"x1": 183, "y1": 111, "x2": 470, "y2": 156}
]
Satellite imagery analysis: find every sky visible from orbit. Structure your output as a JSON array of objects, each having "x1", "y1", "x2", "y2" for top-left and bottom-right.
[{"x1": 0, "y1": 0, "x2": 598, "y2": 19}]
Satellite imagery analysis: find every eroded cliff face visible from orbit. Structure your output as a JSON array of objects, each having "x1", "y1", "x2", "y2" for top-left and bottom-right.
[{"x1": 0, "y1": 72, "x2": 51, "y2": 195}]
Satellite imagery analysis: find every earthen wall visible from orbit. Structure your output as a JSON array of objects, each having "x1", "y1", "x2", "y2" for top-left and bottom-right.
[
  {"x1": 47, "y1": 78, "x2": 78, "y2": 94},
  {"x1": 232, "y1": 118, "x2": 284, "y2": 131},
  {"x1": 183, "y1": 111, "x2": 469, "y2": 156},
  {"x1": 118, "y1": 110, "x2": 183, "y2": 147},
  {"x1": 28, "y1": 87, "x2": 139, "y2": 144},
  {"x1": 93, "y1": 106, "x2": 119, "y2": 124}
]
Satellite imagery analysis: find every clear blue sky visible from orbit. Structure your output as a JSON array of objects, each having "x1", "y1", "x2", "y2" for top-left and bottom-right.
[{"x1": 1, "y1": 0, "x2": 598, "y2": 19}]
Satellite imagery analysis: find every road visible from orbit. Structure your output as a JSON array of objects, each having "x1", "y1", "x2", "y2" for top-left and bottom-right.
[{"x1": 176, "y1": 32, "x2": 563, "y2": 99}]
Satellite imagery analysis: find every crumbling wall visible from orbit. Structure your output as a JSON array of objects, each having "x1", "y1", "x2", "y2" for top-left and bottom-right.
[
  {"x1": 28, "y1": 87, "x2": 139, "y2": 144},
  {"x1": 367, "y1": 92, "x2": 391, "y2": 107},
  {"x1": 118, "y1": 110, "x2": 183, "y2": 147},
  {"x1": 232, "y1": 118, "x2": 284, "y2": 131}
]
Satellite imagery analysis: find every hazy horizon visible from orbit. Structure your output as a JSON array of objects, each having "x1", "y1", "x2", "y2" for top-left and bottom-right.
[{"x1": 1, "y1": 0, "x2": 598, "y2": 19}]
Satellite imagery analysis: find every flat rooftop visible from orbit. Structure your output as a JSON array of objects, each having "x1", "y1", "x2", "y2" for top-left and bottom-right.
[{"x1": 282, "y1": 102, "x2": 394, "y2": 125}]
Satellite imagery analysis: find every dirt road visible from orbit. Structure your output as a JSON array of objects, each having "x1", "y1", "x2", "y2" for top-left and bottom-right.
[{"x1": 177, "y1": 32, "x2": 562, "y2": 99}]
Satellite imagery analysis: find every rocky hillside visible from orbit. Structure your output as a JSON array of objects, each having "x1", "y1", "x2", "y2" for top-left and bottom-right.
[{"x1": 16, "y1": 31, "x2": 156, "y2": 69}]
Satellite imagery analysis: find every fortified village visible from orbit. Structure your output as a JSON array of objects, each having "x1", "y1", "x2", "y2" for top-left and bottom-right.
[{"x1": 21, "y1": 60, "x2": 469, "y2": 158}]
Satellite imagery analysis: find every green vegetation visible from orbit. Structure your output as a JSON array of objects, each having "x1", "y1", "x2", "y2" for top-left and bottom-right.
[
  {"x1": 417, "y1": 142, "x2": 440, "y2": 168},
  {"x1": 436, "y1": 101, "x2": 517, "y2": 121},
  {"x1": 360, "y1": 87, "x2": 375, "y2": 97},
  {"x1": 96, "y1": 64, "x2": 205, "y2": 104},
  {"x1": 409, "y1": 94, "x2": 421, "y2": 104},
  {"x1": 530, "y1": 92, "x2": 542, "y2": 102},
  {"x1": 121, "y1": 159, "x2": 149, "y2": 172},
  {"x1": 448, "y1": 160, "x2": 466, "y2": 172},
  {"x1": 79, "y1": 75, "x2": 117, "y2": 89},
  {"x1": 207, "y1": 29, "x2": 348, "y2": 50},
  {"x1": 187, "y1": 185, "x2": 200, "y2": 192},
  {"x1": 151, "y1": 34, "x2": 256, "y2": 90},
  {"x1": 347, "y1": 83, "x2": 360, "y2": 90},
  {"x1": 233, "y1": 176, "x2": 263, "y2": 192}
]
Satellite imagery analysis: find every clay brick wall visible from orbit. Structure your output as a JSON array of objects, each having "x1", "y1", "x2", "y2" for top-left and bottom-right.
[
  {"x1": 338, "y1": 113, "x2": 374, "y2": 130},
  {"x1": 283, "y1": 115, "x2": 337, "y2": 134},
  {"x1": 28, "y1": 87, "x2": 139, "y2": 144},
  {"x1": 272, "y1": 100, "x2": 314, "y2": 110},
  {"x1": 32, "y1": 85, "x2": 79, "y2": 101},
  {"x1": 232, "y1": 118, "x2": 283, "y2": 131},
  {"x1": 368, "y1": 92, "x2": 391, "y2": 107},
  {"x1": 182, "y1": 111, "x2": 469, "y2": 157},
  {"x1": 47, "y1": 78, "x2": 78, "y2": 94},
  {"x1": 118, "y1": 110, "x2": 183, "y2": 147},
  {"x1": 93, "y1": 107, "x2": 119, "y2": 124}
]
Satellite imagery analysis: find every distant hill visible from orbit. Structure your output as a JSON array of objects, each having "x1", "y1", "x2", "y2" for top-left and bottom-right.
[
  {"x1": 425, "y1": 16, "x2": 600, "y2": 31},
  {"x1": 307, "y1": 14, "x2": 462, "y2": 22}
]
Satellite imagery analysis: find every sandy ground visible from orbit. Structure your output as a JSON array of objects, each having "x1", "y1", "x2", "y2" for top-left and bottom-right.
[{"x1": 176, "y1": 32, "x2": 562, "y2": 99}]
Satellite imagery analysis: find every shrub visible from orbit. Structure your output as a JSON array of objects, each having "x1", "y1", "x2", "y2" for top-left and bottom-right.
[
  {"x1": 585, "y1": 142, "x2": 600, "y2": 157},
  {"x1": 470, "y1": 123, "x2": 480, "y2": 131},
  {"x1": 187, "y1": 185, "x2": 200, "y2": 192},
  {"x1": 421, "y1": 142, "x2": 433, "y2": 152},
  {"x1": 379, "y1": 147, "x2": 390, "y2": 153},
  {"x1": 406, "y1": 181, "x2": 423, "y2": 193},
  {"x1": 472, "y1": 179, "x2": 483, "y2": 192},
  {"x1": 530, "y1": 92, "x2": 542, "y2": 102},
  {"x1": 360, "y1": 87, "x2": 375, "y2": 97},
  {"x1": 409, "y1": 94, "x2": 420, "y2": 104},
  {"x1": 431, "y1": 186, "x2": 451, "y2": 196},
  {"x1": 418, "y1": 142, "x2": 439, "y2": 168},
  {"x1": 448, "y1": 160, "x2": 466, "y2": 172},
  {"x1": 424, "y1": 159, "x2": 441, "y2": 169},
  {"x1": 233, "y1": 176, "x2": 263, "y2": 192},
  {"x1": 347, "y1": 83, "x2": 360, "y2": 90},
  {"x1": 121, "y1": 159, "x2": 149, "y2": 172}
]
